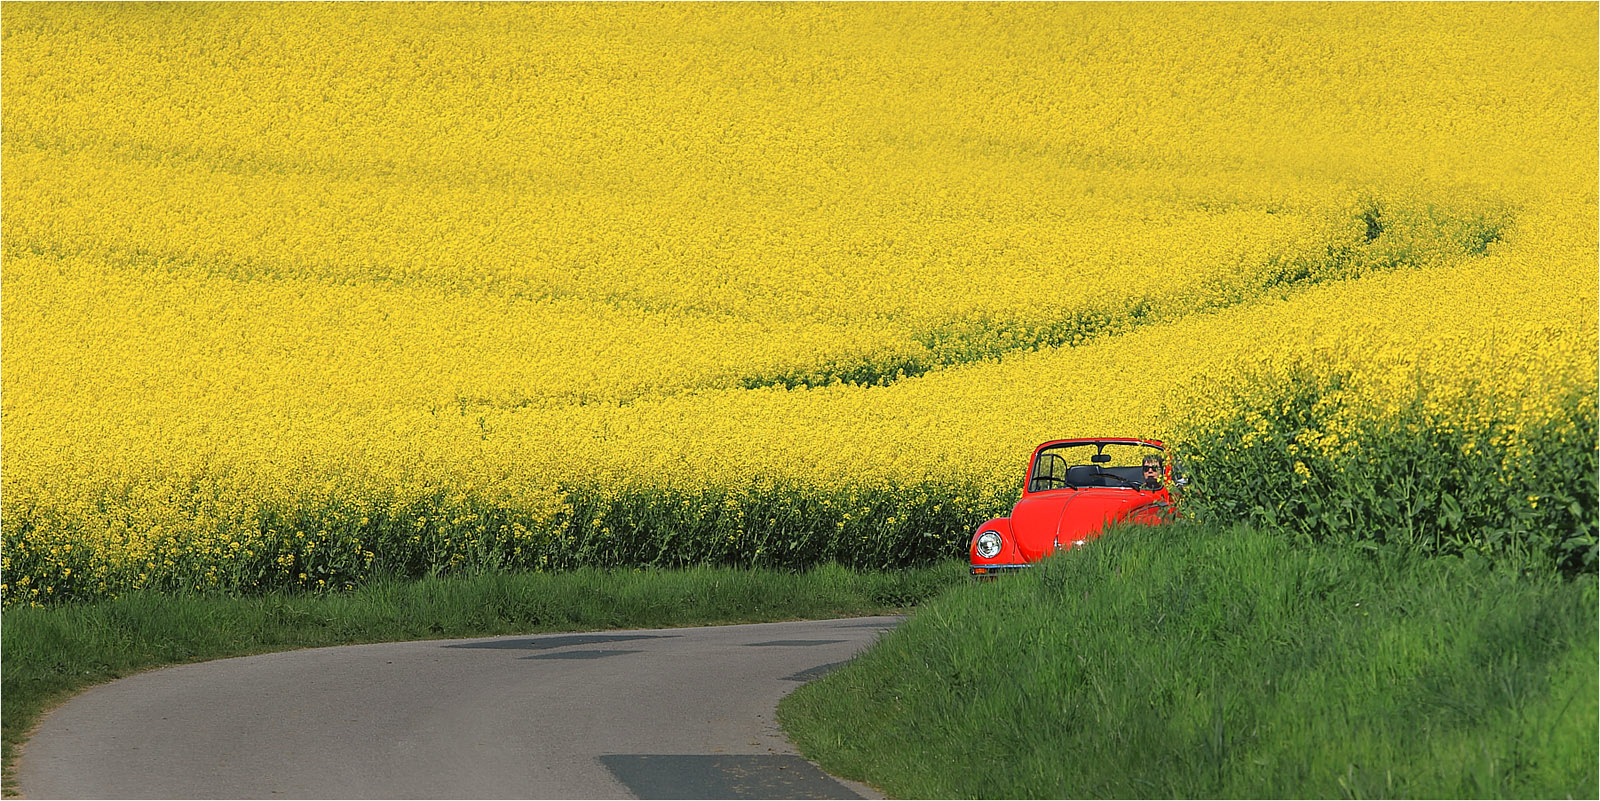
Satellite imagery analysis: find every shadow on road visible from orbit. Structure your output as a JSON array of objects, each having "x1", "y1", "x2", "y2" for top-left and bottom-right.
[
  {"x1": 600, "y1": 754, "x2": 863, "y2": 800},
  {"x1": 443, "y1": 633, "x2": 679, "y2": 651}
]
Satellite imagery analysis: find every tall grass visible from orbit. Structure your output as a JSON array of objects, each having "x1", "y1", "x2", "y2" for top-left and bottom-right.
[{"x1": 780, "y1": 521, "x2": 1598, "y2": 798}]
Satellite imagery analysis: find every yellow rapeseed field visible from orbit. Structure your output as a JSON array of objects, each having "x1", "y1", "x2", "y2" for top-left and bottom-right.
[{"x1": 3, "y1": 3, "x2": 1595, "y2": 604}]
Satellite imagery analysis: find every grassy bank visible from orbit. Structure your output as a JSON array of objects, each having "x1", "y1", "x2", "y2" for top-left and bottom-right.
[
  {"x1": 779, "y1": 521, "x2": 1598, "y2": 798},
  {"x1": 0, "y1": 562, "x2": 964, "y2": 796}
]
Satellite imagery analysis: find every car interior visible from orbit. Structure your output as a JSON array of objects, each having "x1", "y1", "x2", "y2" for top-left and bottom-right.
[
  {"x1": 1031, "y1": 462, "x2": 1154, "y2": 490},
  {"x1": 1030, "y1": 446, "x2": 1166, "y2": 491},
  {"x1": 1063, "y1": 465, "x2": 1145, "y2": 488}
]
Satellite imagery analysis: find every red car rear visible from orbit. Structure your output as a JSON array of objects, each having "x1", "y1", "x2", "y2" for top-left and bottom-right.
[{"x1": 970, "y1": 438, "x2": 1180, "y2": 575}]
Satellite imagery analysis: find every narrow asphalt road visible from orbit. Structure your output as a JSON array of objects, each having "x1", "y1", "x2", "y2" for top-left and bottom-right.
[{"x1": 17, "y1": 616, "x2": 902, "y2": 799}]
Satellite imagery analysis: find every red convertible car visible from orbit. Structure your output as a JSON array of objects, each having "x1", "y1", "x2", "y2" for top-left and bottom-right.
[{"x1": 970, "y1": 438, "x2": 1180, "y2": 575}]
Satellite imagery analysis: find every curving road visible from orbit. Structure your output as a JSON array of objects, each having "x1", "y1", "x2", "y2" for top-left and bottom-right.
[{"x1": 17, "y1": 616, "x2": 902, "y2": 799}]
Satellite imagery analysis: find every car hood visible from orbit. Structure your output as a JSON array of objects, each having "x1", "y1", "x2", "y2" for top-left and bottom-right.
[{"x1": 1010, "y1": 489, "x2": 1151, "y2": 560}]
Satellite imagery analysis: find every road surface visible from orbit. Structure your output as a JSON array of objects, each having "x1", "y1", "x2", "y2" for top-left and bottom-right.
[{"x1": 17, "y1": 616, "x2": 903, "y2": 799}]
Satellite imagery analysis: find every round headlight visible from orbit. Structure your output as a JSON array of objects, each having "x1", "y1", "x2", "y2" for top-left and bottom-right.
[{"x1": 975, "y1": 530, "x2": 1003, "y2": 559}]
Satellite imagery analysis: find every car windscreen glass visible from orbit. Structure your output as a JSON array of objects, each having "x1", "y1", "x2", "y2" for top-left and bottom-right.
[{"x1": 1029, "y1": 442, "x2": 1164, "y2": 490}]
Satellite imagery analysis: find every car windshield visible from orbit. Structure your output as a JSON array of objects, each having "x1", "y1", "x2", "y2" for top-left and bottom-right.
[{"x1": 1028, "y1": 441, "x2": 1165, "y2": 492}]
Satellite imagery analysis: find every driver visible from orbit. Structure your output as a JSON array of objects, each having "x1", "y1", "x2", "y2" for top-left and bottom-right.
[{"x1": 1140, "y1": 455, "x2": 1165, "y2": 490}]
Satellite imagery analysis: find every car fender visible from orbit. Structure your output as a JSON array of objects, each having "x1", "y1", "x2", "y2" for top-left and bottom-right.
[{"x1": 968, "y1": 517, "x2": 1023, "y2": 565}]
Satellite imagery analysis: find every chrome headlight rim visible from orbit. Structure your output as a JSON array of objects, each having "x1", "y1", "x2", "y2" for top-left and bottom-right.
[{"x1": 974, "y1": 530, "x2": 1003, "y2": 559}]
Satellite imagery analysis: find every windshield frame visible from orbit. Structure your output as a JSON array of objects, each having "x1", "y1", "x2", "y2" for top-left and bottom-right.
[{"x1": 1024, "y1": 438, "x2": 1167, "y2": 494}]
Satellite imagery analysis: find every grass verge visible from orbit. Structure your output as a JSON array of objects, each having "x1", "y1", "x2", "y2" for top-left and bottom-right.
[
  {"x1": 779, "y1": 521, "x2": 1598, "y2": 798},
  {"x1": 1, "y1": 561, "x2": 965, "y2": 796}
]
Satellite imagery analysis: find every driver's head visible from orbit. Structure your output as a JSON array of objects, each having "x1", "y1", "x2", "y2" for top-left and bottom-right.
[{"x1": 1142, "y1": 455, "x2": 1163, "y2": 479}]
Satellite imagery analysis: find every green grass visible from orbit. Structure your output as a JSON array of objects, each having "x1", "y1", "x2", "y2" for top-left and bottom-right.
[
  {"x1": 779, "y1": 521, "x2": 1599, "y2": 798},
  {"x1": 0, "y1": 562, "x2": 965, "y2": 796}
]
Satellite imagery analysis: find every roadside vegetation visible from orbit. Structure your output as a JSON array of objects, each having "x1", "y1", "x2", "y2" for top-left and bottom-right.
[
  {"x1": 1175, "y1": 351, "x2": 1598, "y2": 576},
  {"x1": 0, "y1": 562, "x2": 963, "y2": 795},
  {"x1": 779, "y1": 521, "x2": 1598, "y2": 798}
]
